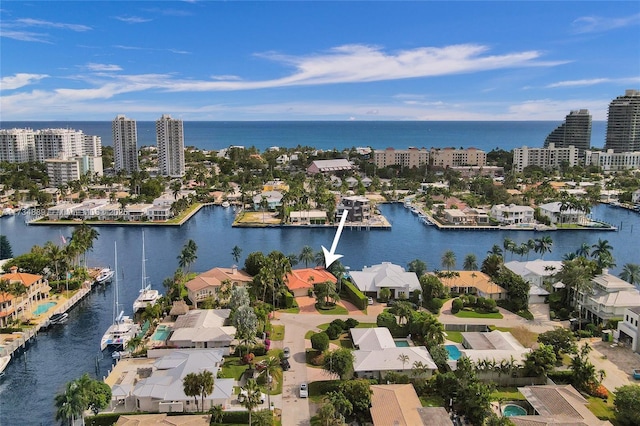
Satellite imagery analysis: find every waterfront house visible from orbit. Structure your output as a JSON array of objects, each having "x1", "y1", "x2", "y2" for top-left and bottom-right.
[
  {"x1": 457, "y1": 330, "x2": 530, "y2": 366},
  {"x1": 185, "y1": 266, "x2": 253, "y2": 307},
  {"x1": 616, "y1": 306, "x2": 640, "y2": 352},
  {"x1": 125, "y1": 203, "x2": 153, "y2": 221},
  {"x1": 106, "y1": 349, "x2": 234, "y2": 413},
  {"x1": 336, "y1": 195, "x2": 371, "y2": 222},
  {"x1": 538, "y1": 201, "x2": 587, "y2": 225},
  {"x1": 443, "y1": 209, "x2": 467, "y2": 224},
  {"x1": 71, "y1": 199, "x2": 109, "y2": 219},
  {"x1": 46, "y1": 202, "x2": 78, "y2": 220},
  {"x1": 511, "y1": 385, "x2": 609, "y2": 426},
  {"x1": 489, "y1": 204, "x2": 534, "y2": 225},
  {"x1": 463, "y1": 207, "x2": 490, "y2": 225},
  {"x1": 262, "y1": 179, "x2": 289, "y2": 192},
  {"x1": 505, "y1": 260, "x2": 561, "y2": 303},
  {"x1": 632, "y1": 189, "x2": 640, "y2": 205},
  {"x1": 0, "y1": 266, "x2": 50, "y2": 326},
  {"x1": 437, "y1": 270, "x2": 506, "y2": 301},
  {"x1": 576, "y1": 269, "x2": 640, "y2": 324},
  {"x1": 306, "y1": 158, "x2": 353, "y2": 175},
  {"x1": 96, "y1": 203, "x2": 123, "y2": 220},
  {"x1": 351, "y1": 327, "x2": 437, "y2": 379},
  {"x1": 285, "y1": 268, "x2": 337, "y2": 298},
  {"x1": 168, "y1": 309, "x2": 236, "y2": 354},
  {"x1": 349, "y1": 262, "x2": 420, "y2": 300},
  {"x1": 288, "y1": 210, "x2": 327, "y2": 225},
  {"x1": 252, "y1": 191, "x2": 283, "y2": 211}
]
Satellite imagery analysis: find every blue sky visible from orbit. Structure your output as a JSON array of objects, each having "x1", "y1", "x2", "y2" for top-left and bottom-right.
[{"x1": 1, "y1": 1, "x2": 639, "y2": 121}]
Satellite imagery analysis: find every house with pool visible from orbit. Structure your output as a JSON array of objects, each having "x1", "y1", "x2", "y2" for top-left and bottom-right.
[
  {"x1": 0, "y1": 266, "x2": 50, "y2": 327},
  {"x1": 185, "y1": 266, "x2": 253, "y2": 307},
  {"x1": 167, "y1": 309, "x2": 236, "y2": 355},
  {"x1": 350, "y1": 327, "x2": 437, "y2": 379},
  {"x1": 445, "y1": 330, "x2": 530, "y2": 371}
]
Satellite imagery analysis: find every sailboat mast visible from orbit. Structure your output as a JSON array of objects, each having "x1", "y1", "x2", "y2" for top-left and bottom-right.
[
  {"x1": 141, "y1": 231, "x2": 147, "y2": 291},
  {"x1": 113, "y1": 242, "x2": 118, "y2": 324}
]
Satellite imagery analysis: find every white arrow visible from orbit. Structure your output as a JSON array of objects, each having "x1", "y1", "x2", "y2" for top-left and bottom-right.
[{"x1": 322, "y1": 209, "x2": 349, "y2": 268}]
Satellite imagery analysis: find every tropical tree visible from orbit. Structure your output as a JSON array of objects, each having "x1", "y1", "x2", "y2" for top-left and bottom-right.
[
  {"x1": 463, "y1": 254, "x2": 478, "y2": 271},
  {"x1": 555, "y1": 258, "x2": 596, "y2": 319},
  {"x1": 523, "y1": 343, "x2": 556, "y2": 377},
  {"x1": 0, "y1": 235, "x2": 13, "y2": 260},
  {"x1": 259, "y1": 356, "x2": 281, "y2": 409},
  {"x1": 178, "y1": 239, "x2": 198, "y2": 272},
  {"x1": 575, "y1": 242, "x2": 591, "y2": 258},
  {"x1": 379, "y1": 287, "x2": 391, "y2": 302},
  {"x1": 315, "y1": 403, "x2": 344, "y2": 426},
  {"x1": 591, "y1": 239, "x2": 615, "y2": 271},
  {"x1": 240, "y1": 378, "x2": 262, "y2": 425},
  {"x1": 299, "y1": 245, "x2": 315, "y2": 268},
  {"x1": 398, "y1": 353, "x2": 410, "y2": 370},
  {"x1": 231, "y1": 245, "x2": 243, "y2": 264},
  {"x1": 487, "y1": 244, "x2": 503, "y2": 257},
  {"x1": 199, "y1": 370, "x2": 215, "y2": 412},
  {"x1": 441, "y1": 250, "x2": 456, "y2": 273},
  {"x1": 407, "y1": 259, "x2": 427, "y2": 277},
  {"x1": 183, "y1": 372, "x2": 201, "y2": 411},
  {"x1": 54, "y1": 381, "x2": 85, "y2": 425},
  {"x1": 323, "y1": 348, "x2": 355, "y2": 380},
  {"x1": 534, "y1": 236, "x2": 553, "y2": 259},
  {"x1": 620, "y1": 263, "x2": 640, "y2": 286},
  {"x1": 126, "y1": 335, "x2": 143, "y2": 354},
  {"x1": 503, "y1": 237, "x2": 516, "y2": 260},
  {"x1": 614, "y1": 385, "x2": 640, "y2": 426}
]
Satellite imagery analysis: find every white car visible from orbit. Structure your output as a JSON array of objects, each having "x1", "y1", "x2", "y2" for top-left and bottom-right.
[
  {"x1": 238, "y1": 390, "x2": 266, "y2": 404},
  {"x1": 299, "y1": 383, "x2": 308, "y2": 398},
  {"x1": 368, "y1": 297, "x2": 374, "y2": 305}
]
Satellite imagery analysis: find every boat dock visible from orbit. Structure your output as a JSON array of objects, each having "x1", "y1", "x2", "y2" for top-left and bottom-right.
[{"x1": 0, "y1": 268, "x2": 106, "y2": 365}]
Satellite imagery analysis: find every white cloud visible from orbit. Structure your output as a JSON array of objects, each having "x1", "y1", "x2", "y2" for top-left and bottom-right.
[
  {"x1": 546, "y1": 76, "x2": 640, "y2": 88},
  {"x1": 85, "y1": 63, "x2": 123, "y2": 72},
  {"x1": 571, "y1": 13, "x2": 640, "y2": 34},
  {"x1": 15, "y1": 18, "x2": 91, "y2": 32},
  {"x1": 0, "y1": 29, "x2": 51, "y2": 43},
  {"x1": 113, "y1": 16, "x2": 152, "y2": 24},
  {"x1": 0, "y1": 73, "x2": 48, "y2": 90}
]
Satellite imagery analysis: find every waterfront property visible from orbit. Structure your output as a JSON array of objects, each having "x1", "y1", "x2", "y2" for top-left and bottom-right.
[
  {"x1": 184, "y1": 266, "x2": 253, "y2": 307},
  {"x1": 437, "y1": 270, "x2": 507, "y2": 301},
  {"x1": 538, "y1": 201, "x2": 588, "y2": 226},
  {"x1": 285, "y1": 267, "x2": 337, "y2": 298},
  {"x1": 349, "y1": 262, "x2": 420, "y2": 300},
  {"x1": 576, "y1": 269, "x2": 640, "y2": 324},
  {"x1": 616, "y1": 306, "x2": 640, "y2": 353},
  {"x1": 453, "y1": 330, "x2": 530, "y2": 368},
  {"x1": 167, "y1": 309, "x2": 235, "y2": 355},
  {"x1": 0, "y1": 266, "x2": 50, "y2": 327},
  {"x1": 105, "y1": 349, "x2": 234, "y2": 413},
  {"x1": 505, "y1": 260, "x2": 561, "y2": 304}
]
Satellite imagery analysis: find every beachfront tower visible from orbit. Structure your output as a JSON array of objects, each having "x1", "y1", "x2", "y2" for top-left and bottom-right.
[
  {"x1": 156, "y1": 114, "x2": 185, "y2": 177},
  {"x1": 605, "y1": 90, "x2": 640, "y2": 153},
  {"x1": 544, "y1": 109, "x2": 591, "y2": 154},
  {"x1": 112, "y1": 114, "x2": 139, "y2": 174}
]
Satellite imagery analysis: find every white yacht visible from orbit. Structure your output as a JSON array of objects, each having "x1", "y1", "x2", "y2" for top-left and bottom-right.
[
  {"x1": 95, "y1": 268, "x2": 115, "y2": 285},
  {"x1": 132, "y1": 232, "x2": 160, "y2": 313},
  {"x1": 0, "y1": 355, "x2": 10, "y2": 376},
  {"x1": 101, "y1": 243, "x2": 139, "y2": 351}
]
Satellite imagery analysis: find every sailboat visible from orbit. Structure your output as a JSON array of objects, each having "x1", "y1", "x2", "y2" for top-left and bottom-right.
[
  {"x1": 132, "y1": 231, "x2": 160, "y2": 313},
  {"x1": 101, "y1": 242, "x2": 139, "y2": 351}
]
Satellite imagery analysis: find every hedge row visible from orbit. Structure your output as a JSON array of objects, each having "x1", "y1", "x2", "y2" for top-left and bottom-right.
[{"x1": 343, "y1": 279, "x2": 367, "y2": 310}]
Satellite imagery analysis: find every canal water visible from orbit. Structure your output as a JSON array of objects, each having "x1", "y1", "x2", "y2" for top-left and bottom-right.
[{"x1": 0, "y1": 203, "x2": 638, "y2": 424}]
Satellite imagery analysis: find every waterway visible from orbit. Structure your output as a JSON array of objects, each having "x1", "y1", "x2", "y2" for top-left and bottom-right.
[{"x1": 0, "y1": 203, "x2": 638, "y2": 424}]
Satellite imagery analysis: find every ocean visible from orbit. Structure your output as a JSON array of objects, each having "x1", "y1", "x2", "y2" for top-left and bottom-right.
[{"x1": 0, "y1": 121, "x2": 608, "y2": 152}]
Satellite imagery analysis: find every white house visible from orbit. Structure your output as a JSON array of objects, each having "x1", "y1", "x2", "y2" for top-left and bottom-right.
[
  {"x1": 504, "y1": 260, "x2": 561, "y2": 303},
  {"x1": 538, "y1": 201, "x2": 588, "y2": 225},
  {"x1": 456, "y1": 330, "x2": 531, "y2": 367},
  {"x1": 349, "y1": 262, "x2": 420, "y2": 299},
  {"x1": 168, "y1": 309, "x2": 236, "y2": 354},
  {"x1": 252, "y1": 191, "x2": 283, "y2": 211},
  {"x1": 490, "y1": 204, "x2": 534, "y2": 225},
  {"x1": 632, "y1": 189, "x2": 640, "y2": 205},
  {"x1": 350, "y1": 328, "x2": 437, "y2": 379},
  {"x1": 578, "y1": 270, "x2": 640, "y2": 324},
  {"x1": 617, "y1": 307, "x2": 640, "y2": 353}
]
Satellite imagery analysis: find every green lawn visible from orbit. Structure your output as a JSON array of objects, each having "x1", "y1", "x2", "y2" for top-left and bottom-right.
[
  {"x1": 355, "y1": 322, "x2": 378, "y2": 328},
  {"x1": 278, "y1": 307, "x2": 300, "y2": 314},
  {"x1": 269, "y1": 324, "x2": 285, "y2": 341},
  {"x1": 587, "y1": 396, "x2": 616, "y2": 422},
  {"x1": 219, "y1": 357, "x2": 249, "y2": 380},
  {"x1": 308, "y1": 380, "x2": 341, "y2": 403},
  {"x1": 420, "y1": 395, "x2": 445, "y2": 407},
  {"x1": 491, "y1": 387, "x2": 527, "y2": 401},
  {"x1": 316, "y1": 304, "x2": 348, "y2": 315},
  {"x1": 455, "y1": 309, "x2": 503, "y2": 319},
  {"x1": 443, "y1": 330, "x2": 464, "y2": 343}
]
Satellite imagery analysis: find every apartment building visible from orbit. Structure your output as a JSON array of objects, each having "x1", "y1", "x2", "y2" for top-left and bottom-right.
[
  {"x1": 113, "y1": 115, "x2": 139, "y2": 174},
  {"x1": 584, "y1": 149, "x2": 640, "y2": 172},
  {"x1": 604, "y1": 89, "x2": 640, "y2": 153},
  {"x1": 336, "y1": 195, "x2": 371, "y2": 222},
  {"x1": 429, "y1": 147, "x2": 486, "y2": 168},
  {"x1": 544, "y1": 109, "x2": 592, "y2": 153},
  {"x1": 0, "y1": 128, "x2": 36, "y2": 163},
  {"x1": 156, "y1": 114, "x2": 185, "y2": 177},
  {"x1": 512, "y1": 143, "x2": 579, "y2": 173},
  {"x1": 373, "y1": 147, "x2": 429, "y2": 168}
]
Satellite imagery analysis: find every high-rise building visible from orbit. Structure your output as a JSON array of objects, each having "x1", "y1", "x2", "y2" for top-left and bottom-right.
[
  {"x1": 544, "y1": 109, "x2": 591, "y2": 153},
  {"x1": 605, "y1": 90, "x2": 640, "y2": 153},
  {"x1": 34, "y1": 128, "x2": 85, "y2": 162},
  {"x1": 0, "y1": 128, "x2": 36, "y2": 163},
  {"x1": 156, "y1": 114, "x2": 185, "y2": 177},
  {"x1": 513, "y1": 143, "x2": 578, "y2": 173},
  {"x1": 112, "y1": 115, "x2": 139, "y2": 174},
  {"x1": 84, "y1": 135, "x2": 102, "y2": 157}
]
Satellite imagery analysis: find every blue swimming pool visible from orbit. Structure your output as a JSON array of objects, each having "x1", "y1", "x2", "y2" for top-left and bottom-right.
[
  {"x1": 502, "y1": 404, "x2": 527, "y2": 416},
  {"x1": 33, "y1": 302, "x2": 56, "y2": 316},
  {"x1": 445, "y1": 344, "x2": 462, "y2": 360},
  {"x1": 151, "y1": 325, "x2": 171, "y2": 341},
  {"x1": 394, "y1": 340, "x2": 409, "y2": 347}
]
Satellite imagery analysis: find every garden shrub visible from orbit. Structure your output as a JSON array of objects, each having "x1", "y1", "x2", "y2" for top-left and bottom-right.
[
  {"x1": 326, "y1": 324, "x2": 342, "y2": 340},
  {"x1": 451, "y1": 298, "x2": 464, "y2": 314},
  {"x1": 330, "y1": 319, "x2": 346, "y2": 331},
  {"x1": 345, "y1": 318, "x2": 359, "y2": 329},
  {"x1": 311, "y1": 332, "x2": 330, "y2": 351},
  {"x1": 425, "y1": 297, "x2": 444, "y2": 314}
]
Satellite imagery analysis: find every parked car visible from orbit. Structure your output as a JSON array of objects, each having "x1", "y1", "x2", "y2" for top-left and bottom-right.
[
  {"x1": 238, "y1": 390, "x2": 266, "y2": 404},
  {"x1": 281, "y1": 358, "x2": 290, "y2": 371},
  {"x1": 299, "y1": 383, "x2": 308, "y2": 398},
  {"x1": 283, "y1": 346, "x2": 290, "y2": 359},
  {"x1": 367, "y1": 297, "x2": 374, "y2": 305}
]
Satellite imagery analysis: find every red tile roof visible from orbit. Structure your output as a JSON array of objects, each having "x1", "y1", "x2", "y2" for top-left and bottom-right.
[{"x1": 285, "y1": 268, "x2": 336, "y2": 291}]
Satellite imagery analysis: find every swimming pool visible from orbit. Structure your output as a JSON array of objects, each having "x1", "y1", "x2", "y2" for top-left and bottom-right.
[
  {"x1": 445, "y1": 344, "x2": 462, "y2": 360},
  {"x1": 502, "y1": 404, "x2": 527, "y2": 416},
  {"x1": 33, "y1": 302, "x2": 56, "y2": 316},
  {"x1": 151, "y1": 325, "x2": 171, "y2": 341},
  {"x1": 394, "y1": 340, "x2": 409, "y2": 347}
]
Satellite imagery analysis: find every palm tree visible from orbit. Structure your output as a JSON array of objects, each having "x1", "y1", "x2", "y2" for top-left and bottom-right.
[
  {"x1": 503, "y1": 238, "x2": 516, "y2": 260},
  {"x1": 183, "y1": 372, "x2": 201, "y2": 412},
  {"x1": 398, "y1": 353, "x2": 410, "y2": 370},
  {"x1": 591, "y1": 239, "x2": 614, "y2": 271},
  {"x1": 240, "y1": 378, "x2": 262, "y2": 425},
  {"x1": 199, "y1": 370, "x2": 215, "y2": 412},
  {"x1": 620, "y1": 263, "x2": 640, "y2": 286},
  {"x1": 231, "y1": 245, "x2": 242, "y2": 264},
  {"x1": 260, "y1": 356, "x2": 281, "y2": 409},
  {"x1": 126, "y1": 335, "x2": 143, "y2": 354},
  {"x1": 575, "y1": 242, "x2": 590, "y2": 258},
  {"x1": 487, "y1": 244, "x2": 503, "y2": 257},
  {"x1": 441, "y1": 250, "x2": 456, "y2": 273},
  {"x1": 463, "y1": 254, "x2": 478, "y2": 271},
  {"x1": 534, "y1": 236, "x2": 553, "y2": 259},
  {"x1": 178, "y1": 239, "x2": 198, "y2": 272},
  {"x1": 54, "y1": 381, "x2": 85, "y2": 426},
  {"x1": 299, "y1": 245, "x2": 315, "y2": 268}
]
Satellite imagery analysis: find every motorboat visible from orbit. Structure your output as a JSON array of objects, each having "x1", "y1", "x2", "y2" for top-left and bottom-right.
[
  {"x1": 47, "y1": 312, "x2": 68, "y2": 326},
  {"x1": 132, "y1": 232, "x2": 160, "y2": 313},
  {"x1": 221, "y1": 201, "x2": 230, "y2": 208},
  {"x1": 101, "y1": 243, "x2": 139, "y2": 351},
  {"x1": 95, "y1": 268, "x2": 115, "y2": 285},
  {"x1": 0, "y1": 355, "x2": 10, "y2": 375}
]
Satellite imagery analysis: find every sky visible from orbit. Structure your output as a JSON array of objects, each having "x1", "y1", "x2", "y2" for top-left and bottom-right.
[{"x1": 1, "y1": 1, "x2": 639, "y2": 121}]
